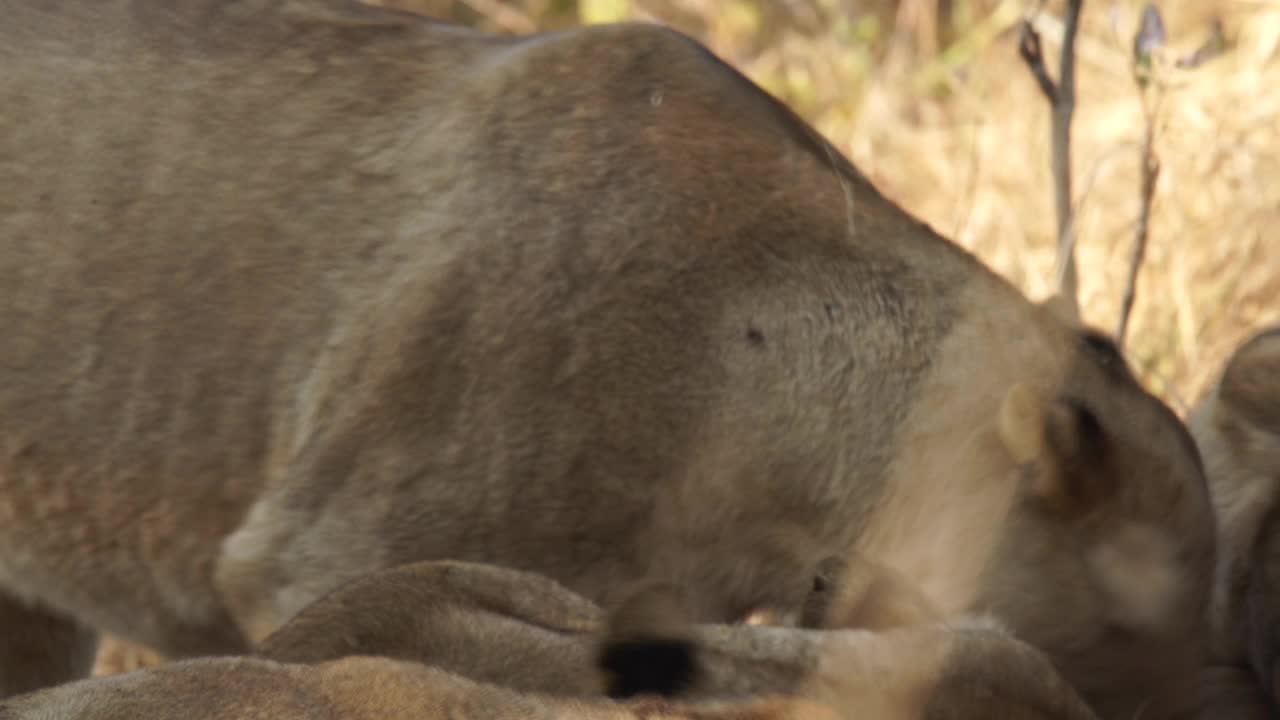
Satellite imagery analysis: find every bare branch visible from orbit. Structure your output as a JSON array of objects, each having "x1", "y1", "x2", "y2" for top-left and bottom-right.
[
  {"x1": 1116, "y1": 127, "x2": 1159, "y2": 346},
  {"x1": 1117, "y1": 4, "x2": 1167, "y2": 347},
  {"x1": 1018, "y1": 23, "x2": 1057, "y2": 104},
  {"x1": 1051, "y1": 0, "x2": 1084, "y2": 314},
  {"x1": 1019, "y1": 1, "x2": 1084, "y2": 316}
]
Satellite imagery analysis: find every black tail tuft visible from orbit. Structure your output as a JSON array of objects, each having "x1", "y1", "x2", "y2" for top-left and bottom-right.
[{"x1": 598, "y1": 635, "x2": 699, "y2": 699}]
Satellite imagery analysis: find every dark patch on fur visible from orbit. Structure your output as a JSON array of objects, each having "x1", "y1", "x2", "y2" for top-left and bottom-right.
[
  {"x1": 1221, "y1": 325, "x2": 1280, "y2": 434},
  {"x1": 599, "y1": 636, "x2": 699, "y2": 699},
  {"x1": 1246, "y1": 509, "x2": 1280, "y2": 712},
  {"x1": 1061, "y1": 398, "x2": 1106, "y2": 452},
  {"x1": 1078, "y1": 326, "x2": 1207, "y2": 481},
  {"x1": 745, "y1": 326, "x2": 765, "y2": 346},
  {"x1": 1043, "y1": 397, "x2": 1114, "y2": 508},
  {"x1": 1079, "y1": 330, "x2": 1132, "y2": 378}
]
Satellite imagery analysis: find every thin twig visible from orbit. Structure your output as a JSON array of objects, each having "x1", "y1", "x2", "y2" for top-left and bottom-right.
[
  {"x1": 1117, "y1": 5, "x2": 1168, "y2": 346},
  {"x1": 1018, "y1": 0, "x2": 1084, "y2": 315},
  {"x1": 1116, "y1": 119, "x2": 1159, "y2": 346},
  {"x1": 1018, "y1": 23, "x2": 1057, "y2": 103},
  {"x1": 1052, "y1": 0, "x2": 1084, "y2": 312}
]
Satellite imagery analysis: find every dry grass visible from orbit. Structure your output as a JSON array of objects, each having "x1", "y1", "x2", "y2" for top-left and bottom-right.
[
  {"x1": 821, "y1": 1, "x2": 1280, "y2": 412},
  {"x1": 90, "y1": 0, "x2": 1280, "y2": 677}
]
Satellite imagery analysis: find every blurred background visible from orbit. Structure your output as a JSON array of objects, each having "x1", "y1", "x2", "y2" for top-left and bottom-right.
[{"x1": 93, "y1": 0, "x2": 1280, "y2": 675}]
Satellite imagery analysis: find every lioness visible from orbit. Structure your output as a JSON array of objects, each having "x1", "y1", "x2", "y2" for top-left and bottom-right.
[
  {"x1": 0, "y1": 628, "x2": 1104, "y2": 720},
  {"x1": 258, "y1": 560, "x2": 604, "y2": 693},
  {"x1": 0, "y1": 1, "x2": 1213, "y2": 715},
  {"x1": 257, "y1": 558, "x2": 938, "y2": 699},
  {"x1": 2, "y1": 562, "x2": 1101, "y2": 720},
  {"x1": 1187, "y1": 325, "x2": 1280, "y2": 714}
]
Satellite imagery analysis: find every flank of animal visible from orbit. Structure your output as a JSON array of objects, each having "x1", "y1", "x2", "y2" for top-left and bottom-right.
[
  {"x1": 0, "y1": 559, "x2": 1101, "y2": 720},
  {"x1": 0, "y1": 2, "x2": 1215, "y2": 716}
]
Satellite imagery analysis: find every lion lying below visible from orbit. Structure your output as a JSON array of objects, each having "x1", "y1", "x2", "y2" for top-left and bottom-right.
[{"x1": 3, "y1": 560, "x2": 1100, "y2": 720}]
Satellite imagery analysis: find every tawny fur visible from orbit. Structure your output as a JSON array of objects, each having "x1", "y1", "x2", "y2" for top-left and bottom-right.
[
  {"x1": 797, "y1": 553, "x2": 943, "y2": 631},
  {"x1": 0, "y1": 656, "x2": 844, "y2": 720},
  {"x1": 255, "y1": 559, "x2": 922, "y2": 701},
  {"x1": 0, "y1": 649, "x2": 1100, "y2": 720},
  {"x1": 1186, "y1": 326, "x2": 1280, "y2": 714},
  {"x1": 1189, "y1": 326, "x2": 1280, "y2": 658},
  {"x1": 0, "y1": 561, "x2": 1102, "y2": 720},
  {"x1": 0, "y1": 2, "x2": 1213, "y2": 715}
]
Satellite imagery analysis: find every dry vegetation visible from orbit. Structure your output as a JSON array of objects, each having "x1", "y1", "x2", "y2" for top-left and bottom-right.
[{"x1": 92, "y1": 0, "x2": 1279, "y2": 676}]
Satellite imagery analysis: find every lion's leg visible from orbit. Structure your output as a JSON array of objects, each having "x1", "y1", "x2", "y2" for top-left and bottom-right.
[
  {"x1": 0, "y1": 591, "x2": 99, "y2": 698},
  {"x1": 213, "y1": 497, "x2": 304, "y2": 646},
  {"x1": 213, "y1": 492, "x2": 391, "y2": 647}
]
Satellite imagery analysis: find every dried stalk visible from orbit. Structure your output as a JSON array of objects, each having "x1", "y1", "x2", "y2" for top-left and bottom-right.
[
  {"x1": 1019, "y1": 0, "x2": 1084, "y2": 315},
  {"x1": 1117, "y1": 4, "x2": 1169, "y2": 346}
]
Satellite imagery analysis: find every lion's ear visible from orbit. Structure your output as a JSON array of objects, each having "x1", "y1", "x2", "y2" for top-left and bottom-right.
[
  {"x1": 999, "y1": 383, "x2": 1111, "y2": 510},
  {"x1": 1040, "y1": 292, "x2": 1081, "y2": 326},
  {"x1": 999, "y1": 383, "x2": 1048, "y2": 466},
  {"x1": 1218, "y1": 328, "x2": 1280, "y2": 435}
]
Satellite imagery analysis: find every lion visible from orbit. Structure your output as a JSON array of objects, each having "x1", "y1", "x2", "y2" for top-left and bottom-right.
[
  {"x1": 255, "y1": 557, "x2": 938, "y2": 699},
  {"x1": 0, "y1": 640, "x2": 1104, "y2": 720},
  {"x1": 2, "y1": 656, "x2": 849, "y2": 720},
  {"x1": 1, "y1": 562, "x2": 1101, "y2": 720},
  {"x1": 256, "y1": 560, "x2": 605, "y2": 694},
  {"x1": 1185, "y1": 325, "x2": 1280, "y2": 714},
  {"x1": 594, "y1": 577, "x2": 1103, "y2": 719},
  {"x1": 0, "y1": 1, "x2": 1214, "y2": 715}
]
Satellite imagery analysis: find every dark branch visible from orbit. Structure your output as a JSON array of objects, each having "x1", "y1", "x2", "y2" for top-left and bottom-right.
[
  {"x1": 1116, "y1": 141, "x2": 1159, "y2": 346},
  {"x1": 1019, "y1": 3, "x2": 1085, "y2": 312},
  {"x1": 1051, "y1": 0, "x2": 1084, "y2": 311},
  {"x1": 1018, "y1": 22, "x2": 1057, "y2": 103},
  {"x1": 1117, "y1": 4, "x2": 1167, "y2": 346}
]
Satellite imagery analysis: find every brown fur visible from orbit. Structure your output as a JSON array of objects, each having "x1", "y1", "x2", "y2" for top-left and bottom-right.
[
  {"x1": 1247, "y1": 519, "x2": 1280, "y2": 711},
  {"x1": 256, "y1": 559, "x2": 913, "y2": 701},
  {"x1": 0, "y1": 656, "x2": 842, "y2": 720},
  {"x1": 1187, "y1": 326, "x2": 1280, "y2": 709},
  {"x1": 0, "y1": 2, "x2": 1213, "y2": 714},
  {"x1": 1181, "y1": 665, "x2": 1274, "y2": 720},
  {"x1": 0, "y1": 561, "x2": 1101, "y2": 719},
  {"x1": 797, "y1": 553, "x2": 942, "y2": 631},
  {"x1": 0, "y1": 647, "x2": 1102, "y2": 720},
  {"x1": 594, "y1": 572, "x2": 1105, "y2": 719},
  {"x1": 258, "y1": 560, "x2": 606, "y2": 694},
  {"x1": 254, "y1": 558, "x2": 1106, "y2": 720}
]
